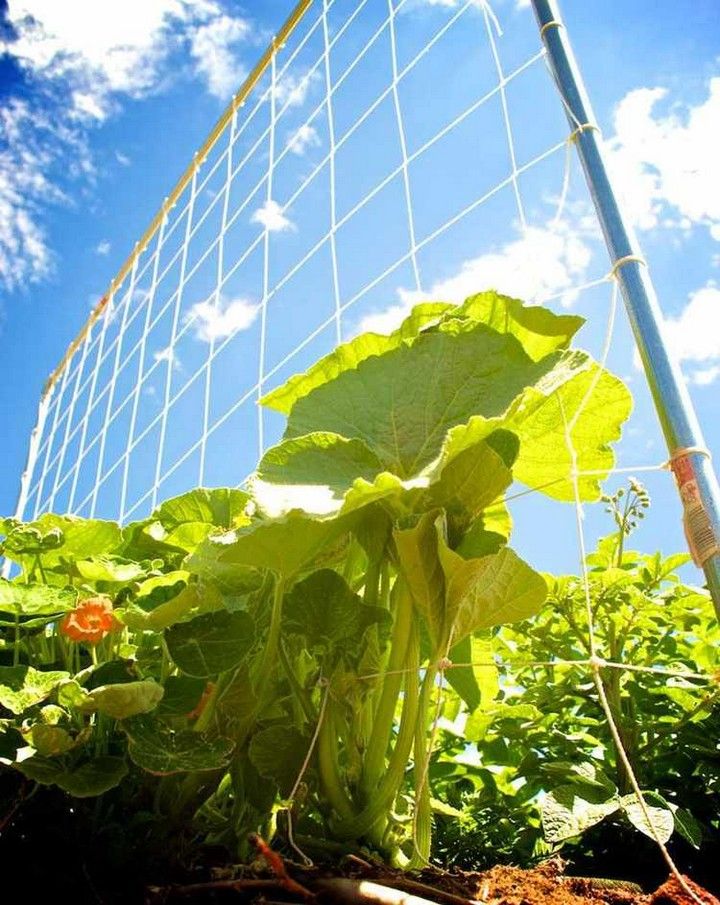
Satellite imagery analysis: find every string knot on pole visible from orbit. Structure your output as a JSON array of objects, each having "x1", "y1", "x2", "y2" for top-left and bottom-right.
[{"x1": 609, "y1": 254, "x2": 647, "y2": 279}]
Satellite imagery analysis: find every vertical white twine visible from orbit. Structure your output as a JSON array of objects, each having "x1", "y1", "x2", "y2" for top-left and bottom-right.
[
  {"x1": 481, "y1": 2, "x2": 527, "y2": 232},
  {"x1": 119, "y1": 217, "x2": 167, "y2": 521},
  {"x1": 152, "y1": 170, "x2": 200, "y2": 512},
  {"x1": 33, "y1": 351, "x2": 73, "y2": 517},
  {"x1": 46, "y1": 324, "x2": 93, "y2": 512},
  {"x1": 68, "y1": 297, "x2": 113, "y2": 513},
  {"x1": 90, "y1": 259, "x2": 139, "y2": 518},
  {"x1": 387, "y1": 0, "x2": 422, "y2": 292},
  {"x1": 322, "y1": 0, "x2": 343, "y2": 345},
  {"x1": 199, "y1": 112, "x2": 239, "y2": 487}
]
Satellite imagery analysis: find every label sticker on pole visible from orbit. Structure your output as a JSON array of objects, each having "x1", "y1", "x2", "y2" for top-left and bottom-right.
[{"x1": 670, "y1": 451, "x2": 720, "y2": 567}]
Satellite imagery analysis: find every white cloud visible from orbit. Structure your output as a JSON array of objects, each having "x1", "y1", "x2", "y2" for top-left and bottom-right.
[
  {"x1": 632, "y1": 282, "x2": 720, "y2": 386},
  {"x1": 691, "y1": 365, "x2": 720, "y2": 387},
  {"x1": 251, "y1": 198, "x2": 294, "y2": 233},
  {"x1": 665, "y1": 283, "x2": 720, "y2": 385},
  {"x1": 0, "y1": 98, "x2": 85, "y2": 289},
  {"x1": 188, "y1": 13, "x2": 250, "y2": 100},
  {"x1": 186, "y1": 295, "x2": 259, "y2": 342},
  {"x1": 3, "y1": 1, "x2": 253, "y2": 119},
  {"x1": 274, "y1": 70, "x2": 318, "y2": 109},
  {"x1": 288, "y1": 124, "x2": 321, "y2": 156},
  {"x1": 356, "y1": 220, "x2": 593, "y2": 335},
  {"x1": 606, "y1": 78, "x2": 720, "y2": 240},
  {"x1": 153, "y1": 345, "x2": 179, "y2": 369},
  {"x1": 115, "y1": 151, "x2": 131, "y2": 167},
  {"x1": 0, "y1": 0, "x2": 253, "y2": 292},
  {"x1": 95, "y1": 240, "x2": 111, "y2": 255},
  {"x1": 4, "y1": 0, "x2": 181, "y2": 120}
]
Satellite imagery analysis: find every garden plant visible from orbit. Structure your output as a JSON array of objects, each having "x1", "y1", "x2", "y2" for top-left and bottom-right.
[{"x1": 0, "y1": 292, "x2": 717, "y2": 901}]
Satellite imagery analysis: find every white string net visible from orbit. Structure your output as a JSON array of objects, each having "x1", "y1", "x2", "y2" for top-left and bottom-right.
[{"x1": 8, "y1": 1, "x2": 715, "y2": 892}]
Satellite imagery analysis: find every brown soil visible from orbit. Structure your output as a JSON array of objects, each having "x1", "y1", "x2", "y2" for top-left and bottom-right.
[{"x1": 150, "y1": 856, "x2": 719, "y2": 905}]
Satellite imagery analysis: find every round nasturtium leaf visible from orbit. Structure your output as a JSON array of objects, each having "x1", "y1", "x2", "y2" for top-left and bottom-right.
[
  {"x1": 165, "y1": 610, "x2": 255, "y2": 677},
  {"x1": 123, "y1": 714, "x2": 234, "y2": 774},
  {"x1": 85, "y1": 680, "x2": 164, "y2": 720}
]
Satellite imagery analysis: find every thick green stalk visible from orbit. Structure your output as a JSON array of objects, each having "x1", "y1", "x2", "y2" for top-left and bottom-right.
[
  {"x1": 360, "y1": 581, "x2": 413, "y2": 799},
  {"x1": 332, "y1": 624, "x2": 420, "y2": 840},
  {"x1": 317, "y1": 699, "x2": 356, "y2": 821},
  {"x1": 409, "y1": 664, "x2": 438, "y2": 867},
  {"x1": 254, "y1": 574, "x2": 285, "y2": 700},
  {"x1": 363, "y1": 557, "x2": 382, "y2": 608},
  {"x1": 278, "y1": 641, "x2": 315, "y2": 724}
]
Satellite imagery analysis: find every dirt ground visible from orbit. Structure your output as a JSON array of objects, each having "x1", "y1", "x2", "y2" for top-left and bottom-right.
[{"x1": 147, "y1": 854, "x2": 719, "y2": 905}]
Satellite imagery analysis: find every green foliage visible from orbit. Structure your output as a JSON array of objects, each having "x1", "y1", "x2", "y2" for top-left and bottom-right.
[
  {"x1": 9, "y1": 291, "x2": 707, "y2": 880},
  {"x1": 432, "y1": 478, "x2": 719, "y2": 874}
]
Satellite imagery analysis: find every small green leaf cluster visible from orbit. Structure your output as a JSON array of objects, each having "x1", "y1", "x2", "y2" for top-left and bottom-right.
[{"x1": 0, "y1": 292, "x2": 640, "y2": 870}]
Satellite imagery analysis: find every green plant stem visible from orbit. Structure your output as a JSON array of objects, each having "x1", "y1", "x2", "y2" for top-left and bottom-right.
[
  {"x1": 409, "y1": 663, "x2": 438, "y2": 867},
  {"x1": 278, "y1": 641, "x2": 315, "y2": 723},
  {"x1": 360, "y1": 580, "x2": 413, "y2": 800},
  {"x1": 34, "y1": 553, "x2": 48, "y2": 584},
  {"x1": 332, "y1": 623, "x2": 420, "y2": 841},
  {"x1": 13, "y1": 612, "x2": 21, "y2": 666},
  {"x1": 363, "y1": 557, "x2": 381, "y2": 608},
  {"x1": 253, "y1": 574, "x2": 285, "y2": 702},
  {"x1": 317, "y1": 699, "x2": 356, "y2": 821}
]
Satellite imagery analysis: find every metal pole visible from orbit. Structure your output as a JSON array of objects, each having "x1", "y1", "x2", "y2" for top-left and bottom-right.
[
  {"x1": 1, "y1": 389, "x2": 52, "y2": 578},
  {"x1": 530, "y1": 0, "x2": 720, "y2": 615}
]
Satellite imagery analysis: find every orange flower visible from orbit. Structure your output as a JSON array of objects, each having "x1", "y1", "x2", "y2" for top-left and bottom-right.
[{"x1": 60, "y1": 596, "x2": 119, "y2": 645}]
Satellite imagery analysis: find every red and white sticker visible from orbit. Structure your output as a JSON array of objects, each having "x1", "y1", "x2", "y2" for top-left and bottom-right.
[{"x1": 671, "y1": 455, "x2": 720, "y2": 567}]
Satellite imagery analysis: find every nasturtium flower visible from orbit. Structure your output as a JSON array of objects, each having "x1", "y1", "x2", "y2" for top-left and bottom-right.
[{"x1": 60, "y1": 596, "x2": 119, "y2": 644}]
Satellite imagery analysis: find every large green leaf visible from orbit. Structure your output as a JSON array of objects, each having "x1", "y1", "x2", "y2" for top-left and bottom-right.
[
  {"x1": 445, "y1": 633, "x2": 499, "y2": 712},
  {"x1": 182, "y1": 538, "x2": 264, "y2": 594},
  {"x1": 422, "y1": 428, "x2": 517, "y2": 529},
  {"x1": 4, "y1": 514, "x2": 121, "y2": 571},
  {"x1": 283, "y1": 322, "x2": 549, "y2": 478},
  {"x1": 189, "y1": 511, "x2": 352, "y2": 580},
  {"x1": 455, "y1": 291, "x2": 583, "y2": 361},
  {"x1": 620, "y1": 793, "x2": 674, "y2": 844},
  {"x1": 248, "y1": 725, "x2": 312, "y2": 797},
  {"x1": 252, "y1": 433, "x2": 383, "y2": 517},
  {"x1": 260, "y1": 302, "x2": 454, "y2": 415},
  {"x1": 73, "y1": 556, "x2": 148, "y2": 584},
  {"x1": 157, "y1": 676, "x2": 208, "y2": 717},
  {"x1": 439, "y1": 543, "x2": 547, "y2": 644},
  {"x1": 165, "y1": 610, "x2": 255, "y2": 677},
  {"x1": 124, "y1": 714, "x2": 234, "y2": 774},
  {"x1": 84, "y1": 680, "x2": 164, "y2": 719},
  {"x1": 18, "y1": 755, "x2": 128, "y2": 797},
  {"x1": 456, "y1": 501, "x2": 512, "y2": 559},
  {"x1": 0, "y1": 580, "x2": 76, "y2": 616},
  {"x1": 161, "y1": 522, "x2": 217, "y2": 554},
  {"x1": 251, "y1": 419, "x2": 515, "y2": 526},
  {"x1": 151, "y1": 488, "x2": 252, "y2": 530},
  {"x1": 134, "y1": 571, "x2": 190, "y2": 608},
  {"x1": 26, "y1": 723, "x2": 76, "y2": 757},
  {"x1": 122, "y1": 581, "x2": 223, "y2": 632},
  {"x1": 283, "y1": 570, "x2": 390, "y2": 658},
  {"x1": 506, "y1": 351, "x2": 632, "y2": 501},
  {"x1": 541, "y1": 788, "x2": 674, "y2": 846},
  {"x1": 394, "y1": 513, "x2": 447, "y2": 648},
  {"x1": 0, "y1": 666, "x2": 70, "y2": 714},
  {"x1": 542, "y1": 787, "x2": 620, "y2": 843}
]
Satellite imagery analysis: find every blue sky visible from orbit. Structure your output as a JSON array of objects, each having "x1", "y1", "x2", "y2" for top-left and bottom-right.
[{"x1": 0, "y1": 0, "x2": 718, "y2": 580}]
